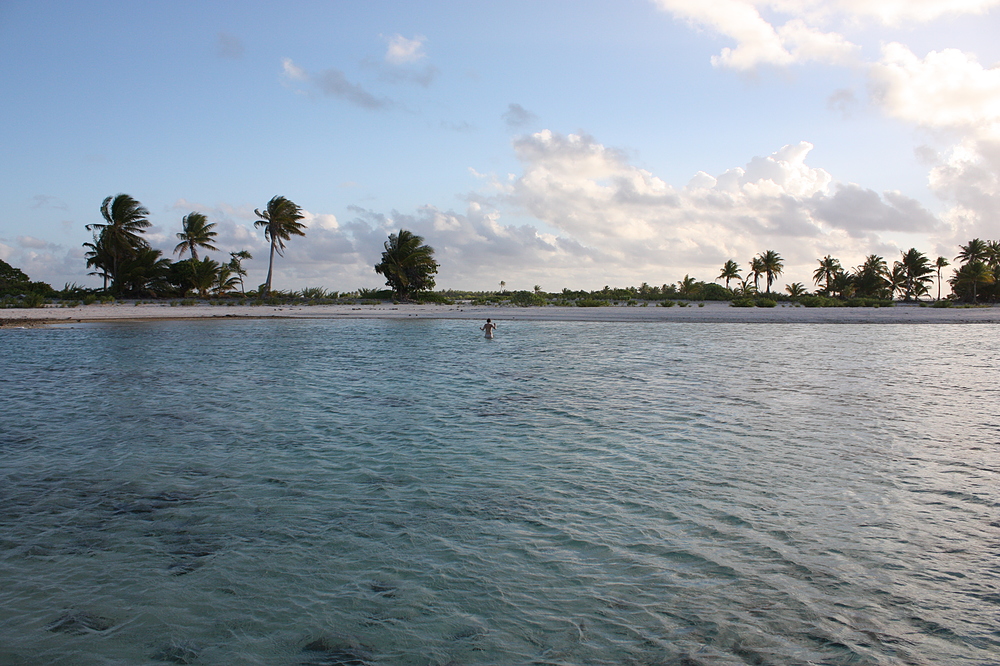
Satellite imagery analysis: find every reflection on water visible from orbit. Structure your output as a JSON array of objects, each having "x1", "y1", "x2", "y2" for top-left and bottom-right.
[{"x1": 1, "y1": 319, "x2": 998, "y2": 664}]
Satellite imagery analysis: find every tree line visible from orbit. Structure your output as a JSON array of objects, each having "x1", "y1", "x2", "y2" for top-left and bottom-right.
[
  {"x1": 82, "y1": 193, "x2": 309, "y2": 298},
  {"x1": 713, "y1": 243, "x2": 997, "y2": 304},
  {"x1": 0, "y1": 193, "x2": 995, "y2": 306},
  {"x1": 77, "y1": 193, "x2": 441, "y2": 302}
]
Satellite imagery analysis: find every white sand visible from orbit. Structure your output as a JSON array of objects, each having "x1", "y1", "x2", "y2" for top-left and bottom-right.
[{"x1": 3, "y1": 300, "x2": 1000, "y2": 326}]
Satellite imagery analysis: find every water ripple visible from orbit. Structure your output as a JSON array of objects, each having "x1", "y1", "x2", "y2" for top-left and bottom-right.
[{"x1": 1, "y1": 319, "x2": 998, "y2": 664}]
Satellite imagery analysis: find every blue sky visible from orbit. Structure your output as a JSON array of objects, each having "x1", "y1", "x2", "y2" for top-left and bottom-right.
[{"x1": 2, "y1": 0, "x2": 999, "y2": 292}]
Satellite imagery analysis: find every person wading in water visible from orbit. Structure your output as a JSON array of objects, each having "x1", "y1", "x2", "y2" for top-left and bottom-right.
[{"x1": 481, "y1": 318, "x2": 497, "y2": 339}]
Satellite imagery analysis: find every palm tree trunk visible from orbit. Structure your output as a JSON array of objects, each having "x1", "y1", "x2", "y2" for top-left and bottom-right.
[{"x1": 264, "y1": 236, "x2": 277, "y2": 296}]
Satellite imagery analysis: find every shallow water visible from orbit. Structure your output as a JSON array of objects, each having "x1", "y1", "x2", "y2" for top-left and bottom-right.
[{"x1": 1, "y1": 319, "x2": 998, "y2": 665}]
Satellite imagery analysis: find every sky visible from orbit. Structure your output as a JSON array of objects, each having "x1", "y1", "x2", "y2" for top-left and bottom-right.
[{"x1": 2, "y1": 0, "x2": 999, "y2": 293}]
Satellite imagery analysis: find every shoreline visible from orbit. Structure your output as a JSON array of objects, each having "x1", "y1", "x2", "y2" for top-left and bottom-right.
[{"x1": 3, "y1": 301, "x2": 1000, "y2": 326}]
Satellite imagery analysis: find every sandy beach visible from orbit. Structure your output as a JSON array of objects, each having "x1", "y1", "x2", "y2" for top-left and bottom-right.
[{"x1": 3, "y1": 300, "x2": 1000, "y2": 327}]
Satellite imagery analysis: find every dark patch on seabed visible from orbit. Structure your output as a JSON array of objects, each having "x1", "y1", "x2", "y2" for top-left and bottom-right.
[{"x1": 301, "y1": 636, "x2": 374, "y2": 665}]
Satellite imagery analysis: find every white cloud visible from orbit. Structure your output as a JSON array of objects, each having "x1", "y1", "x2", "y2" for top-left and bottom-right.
[
  {"x1": 301, "y1": 210, "x2": 339, "y2": 231},
  {"x1": 385, "y1": 34, "x2": 426, "y2": 65},
  {"x1": 651, "y1": 0, "x2": 997, "y2": 69},
  {"x1": 869, "y1": 43, "x2": 1000, "y2": 136},
  {"x1": 281, "y1": 57, "x2": 308, "y2": 82},
  {"x1": 836, "y1": 0, "x2": 999, "y2": 24},
  {"x1": 652, "y1": 0, "x2": 859, "y2": 69}
]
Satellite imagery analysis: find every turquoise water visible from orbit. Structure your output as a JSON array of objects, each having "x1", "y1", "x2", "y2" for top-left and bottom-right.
[{"x1": 1, "y1": 319, "x2": 998, "y2": 665}]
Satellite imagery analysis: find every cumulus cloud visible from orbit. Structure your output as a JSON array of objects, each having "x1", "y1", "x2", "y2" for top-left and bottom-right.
[
  {"x1": 281, "y1": 58, "x2": 391, "y2": 109},
  {"x1": 410, "y1": 130, "x2": 940, "y2": 288},
  {"x1": 652, "y1": 0, "x2": 860, "y2": 69},
  {"x1": 869, "y1": 43, "x2": 1000, "y2": 136},
  {"x1": 866, "y1": 44, "x2": 1000, "y2": 242},
  {"x1": 651, "y1": 0, "x2": 997, "y2": 69}
]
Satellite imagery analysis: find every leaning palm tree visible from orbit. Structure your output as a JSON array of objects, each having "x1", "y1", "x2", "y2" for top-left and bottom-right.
[
  {"x1": 758, "y1": 250, "x2": 783, "y2": 294},
  {"x1": 374, "y1": 229, "x2": 439, "y2": 300},
  {"x1": 254, "y1": 196, "x2": 306, "y2": 296},
  {"x1": 935, "y1": 256, "x2": 950, "y2": 300},
  {"x1": 86, "y1": 194, "x2": 151, "y2": 292},
  {"x1": 174, "y1": 212, "x2": 219, "y2": 261},
  {"x1": 717, "y1": 260, "x2": 741, "y2": 289}
]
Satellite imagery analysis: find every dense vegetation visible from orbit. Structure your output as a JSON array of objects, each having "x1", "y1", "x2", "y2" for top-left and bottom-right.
[{"x1": 3, "y1": 193, "x2": 998, "y2": 309}]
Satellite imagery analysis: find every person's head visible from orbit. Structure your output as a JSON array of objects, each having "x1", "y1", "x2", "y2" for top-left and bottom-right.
[{"x1": 486, "y1": 318, "x2": 491, "y2": 323}]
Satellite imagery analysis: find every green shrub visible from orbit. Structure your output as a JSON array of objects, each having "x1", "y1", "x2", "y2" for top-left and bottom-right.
[
  {"x1": 755, "y1": 298, "x2": 777, "y2": 308},
  {"x1": 931, "y1": 299, "x2": 953, "y2": 308},
  {"x1": 576, "y1": 298, "x2": 605, "y2": 307},
  {"x1": 658, "y1": 300, "x2": 676, "y2": 307},
  {"x1": 415, "y1": 291, "x2": 454, "y2": 304},
  {"x1": 730, "y1": 297, "x2": 756, "y2": 307}
]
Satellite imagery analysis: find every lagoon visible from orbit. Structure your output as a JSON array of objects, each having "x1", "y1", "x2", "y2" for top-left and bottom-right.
[{"x1": 1, "y1": 319, "x2": 998, "y2": 664}]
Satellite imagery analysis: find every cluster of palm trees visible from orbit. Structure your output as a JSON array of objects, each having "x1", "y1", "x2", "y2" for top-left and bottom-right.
[
  {"x1": 83, "y1": 194, "x2": 306, "y2": 298},
  {"x1": 717, "y1": 242, "x2": 998, "y2": 303},
  {"x1": 717, "y1": 250, "x2": 785, "y2": 295},
  {"x1": 808, "y1": 250, "x2": 939, "y2": 301},
  {"x1": 949, "y1": 238, "x2": 1000, "y2": 303}
]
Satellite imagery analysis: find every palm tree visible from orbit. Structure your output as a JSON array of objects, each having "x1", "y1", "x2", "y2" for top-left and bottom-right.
[
  {"x1": 188, "y1": 257, "x2": 221, "y2": 298},
  {"x1": 785, "y1": 282, "x2": 807, "y2": 297},
  {"x1": 254, "y1": 196, "x2": 306, "y2": 296},
  {"x1": 852, "y1": 254, "x2": 890, "y2": 299},
  {"x1": 174, "y1": 212, "x2": 219, "y2": 261},
  {"x1": 749, "y1": 256, "x2": 765, "y2": 292},
  {"x1": 374, "y1": 229, "x2": 439, "y2": 300},
  {"x1": 830, "y1": 270, "x2": 855, "y2": 299},
  {"x1": 83, "y1": 231, "x2": 112, "y2": 290},
  {"x1": 228, "y1": 250, "x2": 253, "y2": 296},
  {"x1": 85, "y1": 194, "x2": 151, "y2": 292},
  {"x1": 935, "y1": 256, "x2": 950, "y2": 300},
  {"x1": 951, "y1": 260, "x2": 994, "y2": 303},
  {"x1": 677, "y1": 274, "x2": 697, "y2": 297},
  {"x1": 897, "y1": 248, "x2": 934, "y2": 301},
  {"x1": 733, "y1": 277, "x2": 757, "y2": 298},
  {"x1": 717, "y1": 260, "x2": 741, "y2": 289},
  {"x1": 957, "y1": 238, "x2": 990, "y2": 265},
  {"x1": 758, "y1": 250, "x2": 783, "y2": 294},
  {"x1": 115, "y1": 246, "x2": 172, "y2": 298},
  {"x1": 813, "y1": 255, "x2": 842, "y2": 295},
  {"x1": 213, "y1": 264, "x2": 241, "y2": 296}
]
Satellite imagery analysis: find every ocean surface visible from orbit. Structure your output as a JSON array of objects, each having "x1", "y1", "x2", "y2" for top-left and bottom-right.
[{"x1": 1, "y1": 318, "x2": 998, "y2": 665}]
